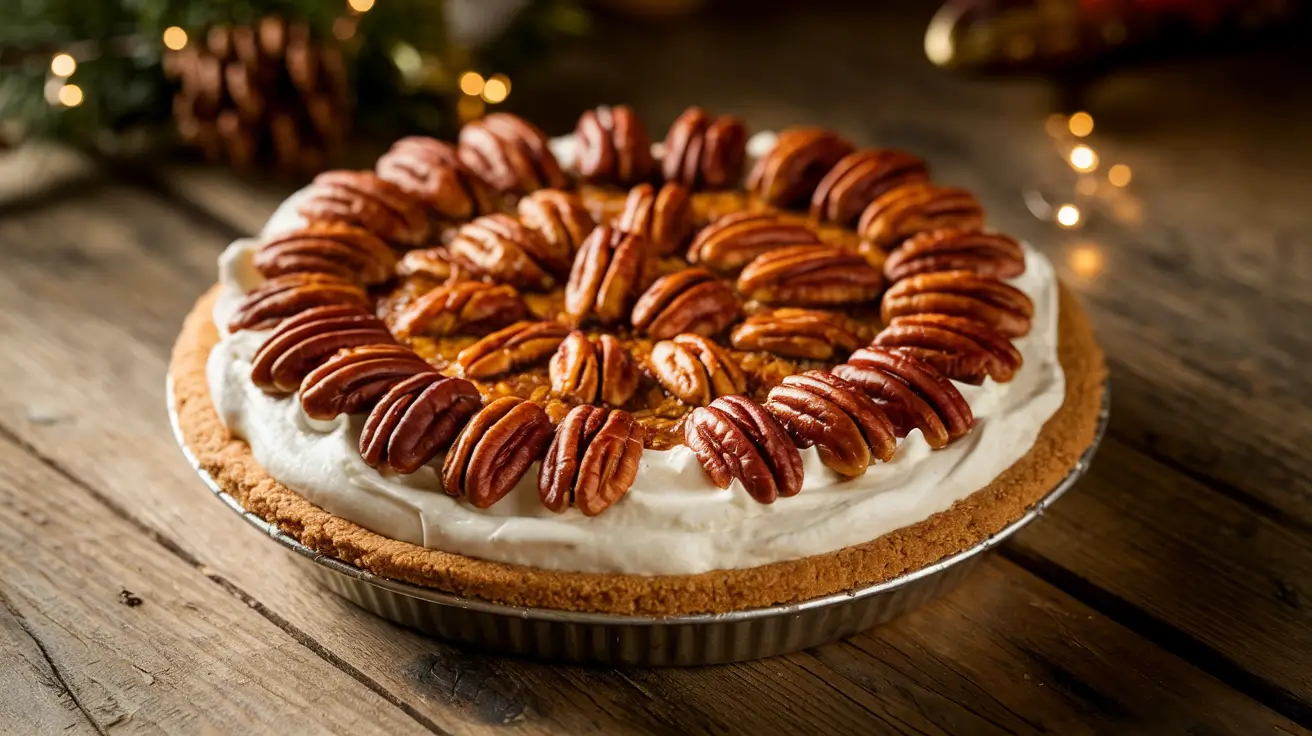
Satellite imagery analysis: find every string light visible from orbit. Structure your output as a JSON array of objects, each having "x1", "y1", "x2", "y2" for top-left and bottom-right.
[
  {"x1": 1056, "y1": 204, "x2": 1081, "y2": 228},
  {"x1": 1044, "y1": 113, "x2": 1067, "y2": 138},
  {"x1": 481, "y1": 74, "x2": 510, "y2": 104},
  {"x1": 348, "y1": 0, "x2": 375, "y2": 12},
  {"x1": 50, "y1": 53, "x2": 77, "y2": 78},
  {"x1": 459, "y1": 71, "x2": 485, "y2": 96},
  {"x1": 163, "y1": 26, "x2": 188, "y2": 51},
  {"x1": 1069, "y1": 244, "x2": 1104, "y2": 278},
  {"x1": 1068, "y1": 111, "x2": 1094, "y2": 137},
  {"x1": 1108, "y1": 164, "x2": 1132, "y2": 187},
  {"x1": 1069, "y1": 145, "x2": 1098, "y2": 172},
  {"x1": 57, "y1": 84, "x2": 84, "y2": 107}
]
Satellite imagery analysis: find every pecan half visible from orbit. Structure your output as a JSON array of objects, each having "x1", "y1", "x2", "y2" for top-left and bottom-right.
[
  {"x1": 300, "y1": 344, "x2": 434, "y2": 420},
  {"x1": 564, "y1": 225, "x2": 647, "y2": 325},
  {"x1": 729, "y1": 308, "x2": 863, "y2": 361},
  {"x1": 549, "y1": 332, "x2": 639, "y2": 406},
  {"x1": 297, "y1": 170, "x2": 430, "y2": 248},
  {"x1": 517, "y1": 189, "x2": 596, "y2": 258},
  {"x1": 359, "y1": 372, "x2": 481, "y2": 474},
  {"x1": 253, "y1": 222, "x2": 396, "y2": 285},
  {"x1": 396, "y1": 246, "x2": 475, "y2": 284},
  {"x1": 650, "y1": 334, "x2": 746, "y2": 406},
  {"x1": 686, "y1": 211, "x2": 823, "y2": 274},
  {"x1": 375, "y1": 136, "x2": 496, "y2": 221},
  {"x1": 875, "y1": 314, "x2": 1023, "y2": 384},
  {"x1": 393, "y1": 282, "x2": 527, "y2": 338},
  {"x1": 685, "y1": 395, "x2": 803, "y2": 504},
  {"x1": 630, "y1": 268, "x2": 740, "y2": 339},
  {"x1": 455, "y1": 320, "x2": 570, "y2": 379},
  {"x1": 250, "y1": 305, "x2": 394, "y2": 394},
  {"x1": 736, "y1": 246, "x2": 884, "y2": 306},
  {"x1": 447, "y1": 213, "x2": 570, "y2": 291},
  {"x1": 881, "y1": 271, "x2": 1034, "y2": 338},
  {"x1": 858, "y1": 183, "x2": 984, "y2": 250},
  {"x1": 661, "y1": 106, "x2": 747, "y2": 190},
  {"x1": 574, "y1": 105, "x2": 654, "y2": 186},
  {"x1": 539, "y1": 405, "x2": 646, "y2": 516},
  {"x1": 228, "y1": 273, "x2": 369, "y2": 332},
  {"x1": 833, "y1": 346, "x2": 974, "y2": 448},
  {"x1": 442, "y1": 396, "x2": 553, "y2": 508},
  {"x1": 747, "y1": 128, "x2": 855, "y2": 208},
  {"x1": 765, "y1": 370, "x2": 896, "y2": 476},
  {"x1": 883, "y1": 228, "x2": 1025, "y2": 282},
  {"x1": 458, "y1": 113, "x2": 567, "y2": 196},
  {"x1": 614, "y1": 182, "x2": 693, "y2": 256},
  {"x1": 810, "y1": 149, "x2": 928, "y2": 226}
]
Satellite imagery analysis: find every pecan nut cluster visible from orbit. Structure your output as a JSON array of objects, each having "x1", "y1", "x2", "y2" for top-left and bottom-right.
[
  {"x1": 573, "y1": 105, "x2": 654, "y2": 187},
  {"x1": 549, "y1": 331, "x2": 639, "y2": 406},
  {"x1": 296, "y1": 170, "x2": 430, "y2": 248},
  {"x1": 564, "y1": 225, "x2": 647, "y2": 325},
  {"x1": 858, "y1": 183, "x2": 984, "y2": 251},
  {"x1": 881, "y1": 271, "x2": 1034, "y2": 338},
  {"x1": 736, "y1": 246, "x2": 884, "y2": 306},
  {"x1": 517, "y1": 189, "x2": 597, "y2": 257},
  {"x1": 250, "y1": 305, "x2": 394, "y2": 394},
  {"x1": 748, "y1": 128, "x2": 855, "y2": 208},
  {"x1": 228, "y1": 272, "x2": 369, "y2": 332},
  {"x1": 375, "y1": 136, "x2": 496, "y2": 221},
  {"x1": 832, "y1": 346, "x2": 974, "y2": 449},
  {"x1": 299, "y1": 344, "x2": 434, "y2": 420},
  {"x1": 392, "y1": 281, "x2": 527, "y2": 339},
  {"x1": 810, "y1": 149, "x2": 929, "y2": 227},
  {"x1": 883, "y1": 229, "x2": 1025, "y2": 282},
  {"x1": 457, "y1": 113, "x2": 567, "y2": 196},
  {"x1": 540, "y1": 405, "x2": 647, "y2": 515},
  {"x1": 686, "y1": 211, "x2": 823, "y2": 274},
  {"x1": 875, "y1": 314, "x2": 1023, "y2": 384},
  {"x1": 730, "y1": 308, "x2": 864, "y2": 361},
  {"x1": 359, "y1": 372, "x2": 481, "y2": 474},
  {"x1": 253, "y1": 222, "x2": 396, "y2": 286},
  {"x1": 661, "y1": 106, "x2": 748, "y2": 190},
  {"x1": 685, "y1": 395, "x2": 804, "y2": 504},
  {"x1": 447, "y1": 213, "x2": 570, "y2": 291},
  {"x1": 442, "y1": 397, "x2": 554, "y2": 508},
  {"x1": 630, "y1": 268, "x2": 740, "y2": 339},
  {"x1": 650, "y1": 334, "x2": 746, "y2": 406},
  {"x1": 614, "y1": 182, "x2": 694, "y2": 256},
  {"x1": 455, "y1": 320, "x2": 570, "y2": 379},
  {"x1": 765, "y1": 371, "x2": 896, "y2": 477},
  {"x1": 396, "y1": 247, "x2": 474, "y2": 284}
]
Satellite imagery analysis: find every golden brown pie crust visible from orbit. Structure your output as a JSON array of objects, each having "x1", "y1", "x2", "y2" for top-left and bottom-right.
[{"x1": 171, "y1": 284, "x2": 1106, "y2": 616}]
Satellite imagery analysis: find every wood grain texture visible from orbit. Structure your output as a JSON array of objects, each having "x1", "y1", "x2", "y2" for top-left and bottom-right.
[
  {"x1": 0, "y1": 599, "x2": 96, "y2": 735},
  {"x1": 0, "y1": 181, "x2": 1303, "y2": 732}
]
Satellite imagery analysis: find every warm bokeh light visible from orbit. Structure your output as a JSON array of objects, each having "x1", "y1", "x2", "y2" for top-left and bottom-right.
[
  {"x1": 457, "y1": 95, "x2": 485, "y2": 122},
  {"x1": 333, "y1": 16, "x2": 358, "y2": 40},
  {"x1": 163, "y1": 26, "x2": 188, "y2": 51},
  {"x1": 459, "y1": 71, "x2": 485, "y2": 96},
  {"x1": 481, "y1": 75, "x2": 510, "y2": 104},
  {"x1": 1076, "y1": 177, "x2": 1098, "y2": 196},
  {"x1": 50, "y1": 53, "x2": 76, "y2": 78},
  {"x1": 1056, "y1": 204, "x2": 1081, "y2": 228},
  {"x1": 57, "y1": 84, "x2": 83, "y2": 107},
  {"x1": 1108, "y1": 164, "x2": 1132, "y2": 187},
  {"x1": 1068, "y1": 111, "x2": 1094, "y2": 137},
  {"x1": 1069, "y1": 145, "x2": 1098, "y2": 172},
  {"x1": 1069, "y1": 244, "x2": 1105, "y2": 278},
  {"x1": 1044, "y1": 113, "x2": 1067, "y2": 138},
  {"x1": 348, "y1": 0, "x2": 375, "y2": 12}
]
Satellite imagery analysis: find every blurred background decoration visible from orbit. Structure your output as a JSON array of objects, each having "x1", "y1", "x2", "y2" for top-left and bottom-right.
[{"x1": 0, "y1": 0, "x2": 589, "y2": 175}]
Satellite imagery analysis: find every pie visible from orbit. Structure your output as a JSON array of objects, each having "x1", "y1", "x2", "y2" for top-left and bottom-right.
[{"x1": 170, "y1": 106, "x2": 1107, "y2": 616}]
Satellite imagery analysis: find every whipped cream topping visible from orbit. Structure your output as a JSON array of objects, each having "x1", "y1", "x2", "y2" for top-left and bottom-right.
[{"x1": 205, "y1": 135, "x2": 1065, "y2": 576}]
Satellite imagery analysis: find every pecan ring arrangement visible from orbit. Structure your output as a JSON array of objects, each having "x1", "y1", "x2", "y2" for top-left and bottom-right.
[{"x1": 228, "y1": 107, "x2": 1035, "y2": 517}]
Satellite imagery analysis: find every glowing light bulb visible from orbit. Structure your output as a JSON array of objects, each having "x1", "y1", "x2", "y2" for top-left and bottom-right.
[
  {"x1": 1056, "y1": 204, "x2": 1081, "y2": 228},
  {"x1": 481, "y1": 75, "x2": 509, "y2": 104},
  {"x1": 1108, "y1": 164, "x2": 1132, "y2": 187},
  {"x1": 163, "y1": 26, "x2": 188, "y2": 51},
  {"x1": 1069, "y1": 145, "x2": 1098, "y2": 172},
  {"x1": 348, "y1": 0, "x2": 375, "y2": 12},
  {"x1": 1068, "y1": 111, "x2": 1094, "y2": 137},
  {"x1": 459, "y1": 71, "x2": 485, "y2": 96},
  {"x1": 57, "y1": 84, "x2": 84, "y2": 107},
  {"x1": 50, "y1": 54, "x2": 77, "y2": 78}
]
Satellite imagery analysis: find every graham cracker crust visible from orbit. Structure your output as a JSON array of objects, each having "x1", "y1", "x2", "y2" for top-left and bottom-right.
[{"x1": 170, "y1": 284, "x2": 1106, "y2": 616}]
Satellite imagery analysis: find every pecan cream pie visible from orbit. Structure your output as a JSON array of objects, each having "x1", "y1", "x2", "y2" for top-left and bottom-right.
[{"x1": 171, "y1": 106, "x2": 1106, "y2": 615}]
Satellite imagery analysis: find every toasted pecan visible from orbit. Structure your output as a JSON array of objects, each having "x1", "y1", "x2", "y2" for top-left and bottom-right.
[
  {"x1": 299, "y1": 344, "x2": 434, "y2": 420},
  {"x1": 685, "y1": 395, "x2": 803, "y2": 504},
  {"x1": 736, "y1": 245, "x2": 884, "y2": 306},
  {"x1": 661, "y1": 106, "x2": 747, "y2": 190},
  {"x1": 810, "y1": 149, "x2": 928, "y2": 226},
  {"x1": 766, "y1": 370, "x2": 896, "y2": 477},
  {"x1": 376, "y1": 136, "x2": 496, "y2": 221},
  {"x1": 359, "y1": 372, "x2": 481, "y2": 473},
  {"x1": 442, "y1": 397, "x2": 553, "y2": 508},
  {"x1": 539, "y1": 405, "x2": 646, "y2": 516},
  {"x1": 253, "y1": 222, "x2": 396, "y2": 285},
  {"x1": 455, "y1": 320, "x2": 570, "y2": 379},
  {"x1": 747, "y1": 128, "x2": 854, "y2": 208},
  {"x1": 883, "y1": 228, "x2": 1025, "y2": 282},
  {"x1": 832, "y1": 346, "x2": 974, "y2": 448},
  {"x1": 650, "y1": 334, "x2": 747, "y2": 406},
  {"x1": 392, "y1": 281, "x2": 527, "y2": 338},
  {"x1": 228, "y1": 273, "x2": 369, "y2": 332},
  {"x1": 458, "y1": 113, "x2": 567, "y2": 196},
  {"x1": 875, "y1": 314, "x2": 1023, "y2": 384},
  {"x1": 574, "y1": 105, "x2": 655, "y2": 186},
  {"x1": 297, "y1": 170, "x2": 430, "y2": 248},
  {"x1": 730, "y1": 308, "x2": 863, "y2": 361},
  {"x1": 564, "y1": 225, "x2": 647, "y2": 325},
  {"x1": 858, "y1": 183, "x2": 984, "y2": 250},
  {"x1": 687, "y1": 211, "x2": 823, "y2": 274},
  {"x1": 615, "y1": 182, "x2": 693, "y2": 256},
  {"x1": 881, "y1": 271, "x2": 1034, "y2": 338},
  {"x1": 448, "y1": 213, "x2": 569, "y2": 291},
  {"x1": 630, "y1": 267, "x2": 740, "y2": 339},
  {"x1": 250, "y1": 305, "x2": 393, "y2": 394},
  {"x1": 548, "y1": 332, "x2": 639, "y2": 406}
]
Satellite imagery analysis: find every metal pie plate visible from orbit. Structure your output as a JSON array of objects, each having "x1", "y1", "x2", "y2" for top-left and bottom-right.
[{"x1": 168, "y1": 376, "x2": 1109, "y2": 666}]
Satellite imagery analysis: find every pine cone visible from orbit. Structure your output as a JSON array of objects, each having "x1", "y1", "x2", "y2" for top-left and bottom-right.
[{"x1": 165, "y1": 16, "x2": 351, "y2": 177}]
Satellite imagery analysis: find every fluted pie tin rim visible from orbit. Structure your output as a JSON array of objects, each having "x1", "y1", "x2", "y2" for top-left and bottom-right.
[{"x1": 167, "y1": 375, "x2": 1109, "y2": 666}]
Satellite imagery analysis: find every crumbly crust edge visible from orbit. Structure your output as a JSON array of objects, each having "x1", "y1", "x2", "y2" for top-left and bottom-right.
[{"x1": 170, "y1": 284, "x2": 1106, "y2": 616}]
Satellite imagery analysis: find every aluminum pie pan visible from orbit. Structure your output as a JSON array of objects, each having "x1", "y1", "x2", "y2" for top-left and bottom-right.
[{"x1": 167, "y1": 376, "x2": 1108, "y2": 666}]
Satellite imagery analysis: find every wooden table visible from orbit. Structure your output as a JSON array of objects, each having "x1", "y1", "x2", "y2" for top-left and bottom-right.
[{"x1": 3, "y1": 5, "x2": 1310, "y2": 734}]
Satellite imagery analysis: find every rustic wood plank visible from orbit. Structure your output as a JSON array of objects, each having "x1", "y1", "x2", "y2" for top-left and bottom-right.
[
  {"x1": 0, "y1": 597, "x2": 96, "y2": 735},
  {"x1": 0, "y1": 180, "x2": 1305, "y2": 732},
  {"x1": 0, "y1": 143, "x2": 100, "y2": 211},
  {"x1": 0, "y1": 433, "x2": 426, "y2": 735}
]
